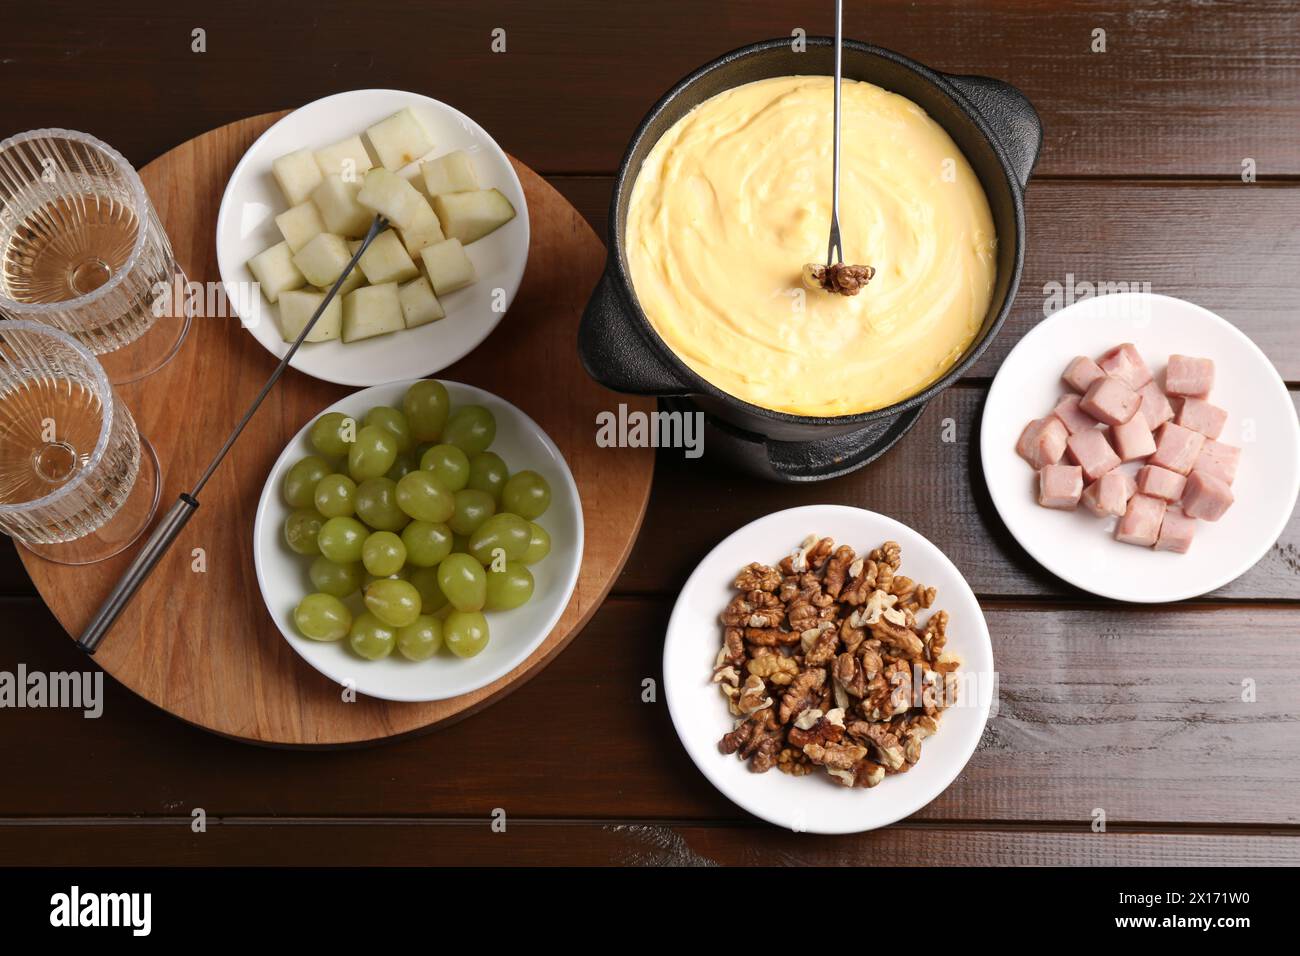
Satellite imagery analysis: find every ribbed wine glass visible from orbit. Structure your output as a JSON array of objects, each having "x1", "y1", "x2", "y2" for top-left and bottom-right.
[
  {"x1": 0, "y1": 129, "x2": 191, "y2": 384},
  {"x1": 0, "y1": 321, "x2": 160, "y2": 564}
]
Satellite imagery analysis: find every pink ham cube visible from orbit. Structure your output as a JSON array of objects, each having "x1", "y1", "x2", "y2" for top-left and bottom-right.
[
  {"x1": 1081, "y1": 471, "x2": 1136, "y2": 518},
  {"x1": 1062, "y1": 355, "x2": 1106, "y2": 394},
  {"x1": 1111, "y1": 415, "x2": 1156, "y2": 462},
  {"x1": 1165, "y1": 355, "x2": 1214, "y2": 398},
  {"x1": 1137, "y1": 381, "x2": 1175, "y2": 429},
  {"x1": 1176, "y1": 397, "x2": 1227, "y2": 439},
  {"x1": 1052, "y1": 394, "x2": 1098, "y2": 435},
  {"x1": 1149, "y1": 422, "x2": 1205, "y2": 475},
  {"x1": 1181, "y1": 470, "x2": 1234, "y2": 521},
  {"x1": 1038, "y1": 464, "x2": 1083, "y2": 510},
  {"x1": 1079, "y1": 376, "x2": 1140, "y2": 426},
  {"x1": 1136, "y1": 464, "x2": 1187, "y2": 502},
  {"x1": 1116, "y1": 494, "x2": 1167, "y2": 547},
  {"x1": 1194, "y1": 439, "x2": 1241, "y2": 484},
  {"x1": 1017, "y1": 417, "x2": 1068, "y2": 469},
  {"x1": 1155, "y1": 508, "x2": 1197, "y2": 554},
  {"x1": 1066, "y1": 428, "x2": 1121, "y2": 482},
  {"x1": 1097, "y1": 343, "x2": 1153, "y2": 390}
]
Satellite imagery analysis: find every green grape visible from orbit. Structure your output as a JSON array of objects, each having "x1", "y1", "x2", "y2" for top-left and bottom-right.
[
  {"x1": 443, "y1": 405, "x2": 496, "y2": 456},
  {"x1": 363, "y1": 567, "x2": 410, "y2": 588},
  {"x1": 349, "y1": 612, "x2": 396, "y2": 660},
  {"x1": 409, "y1": 566, "x2": 450, "y2": 613},
  {"x1": 364, "y1": 578, "x2": 422, "y2": 628},
  {"x1": 384, "y1": 453, "x2": 416, "y2": 482},
  {"x1": 437, "y1": 553, "x2": 487, "y2": 611},
  {"x1": 317, "y1": 516, "x2": 367, "y2": 563},
  {"x1": 485, "y1": 561, "x2": 535, "y2": 611},
  {"x1": 364, "y1": 405, "x2": 413, "y2": 453},
  {"x1": 401, "y1": 520, "x2": 453, "y2": 567},
  {"x1": 353, "y1": 477, "x2": 408, "y2": 531},
  {"x1": 419, "y1": 443, "x2": 470, "y2": 491},
  {"x1": 309, "y1": 412, "x2": 355, "y2": 459},
  {"x1": 362, "y1": 530, "x2": 406, "y2": 577},
  {"x1": 294, "y1": 592, "x2": 352, "y2": 642},
  {"x1": 452, "y1": 532, "x2": 472, "y2": 555},
  {"x1": 395, "y1": 469, "x2": 455, "y2": 523},
  {"x1": 502, "y1": 470, "x2": 551, "y2": 520},
  {"x1": 284, "y1": 509, "x2": 324, "y2": 555},
  {"x1": 444, "y1": 610, "x2": 490, "y2": 658},
  {"x1": 450, "y1": 488, "x2": 496, "y2": 536},
  {"x1": 283, "y1": 455, "x2": 332, "y2": 509},
  {"x1": 522, "y1": 522, "x2": 551, "y2": 564},
  {"x1": 467, "y1": 452, "x2": 509, "y2": 501},
  {"x1": 397, "y1": 615, "x2": 443, "y2": 661},
  {"x1": 313, "y1": 473, "x2": 357, "y2": 518},
  {"x1": 468, "y1": 512, "x2": 531, "y2": 565},
  {"x1": 308, "y1": 556, "x2": 363, "y2": 598},
  {"x1": 403, "y1": 379, "x2": 450, "y2": 442},
  {"x1": 347, "y1": 424, "x2": 398, "y2": 481}
]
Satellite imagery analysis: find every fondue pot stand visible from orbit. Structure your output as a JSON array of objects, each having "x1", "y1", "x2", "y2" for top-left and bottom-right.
[{"x1": 579, "y1": 37, "x2": 1042, "y2": 482}]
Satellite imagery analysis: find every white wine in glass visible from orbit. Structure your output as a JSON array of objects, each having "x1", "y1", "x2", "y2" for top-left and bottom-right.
[
  {"x1": 0, "y1": 321, "x2": 160, "y2": 564},
  {"x1": 0, "y1": 129, "x2": 191, "y2": 384}
]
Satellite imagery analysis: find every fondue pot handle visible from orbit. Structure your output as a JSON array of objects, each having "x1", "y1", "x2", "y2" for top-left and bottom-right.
[
  {"x1": 579, "y1": 265, "x2": 694, "y2": 395},
  {"x1": 944, "y1": 74, "x2": 1042, "y2": 189}
]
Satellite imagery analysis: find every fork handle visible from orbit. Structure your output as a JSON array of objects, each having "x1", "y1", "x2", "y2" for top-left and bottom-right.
[{"x1": 77, "y1": 494, "x2": 199, "y2": 654}]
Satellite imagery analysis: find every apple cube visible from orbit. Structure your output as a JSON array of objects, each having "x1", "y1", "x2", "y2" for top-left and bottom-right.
[
  {"x1": 398, "y1": 276, "x2": 445, "y2": 328},
  {"x1": 342, "y1": 283, "x2": 404, "y2": 343},
  {"x1": 420, "y1": 238, "x2": 476, "y2": 296},
  {"x1": 274, "y1": 202, "x2": 326, "y2": 253},
  {"x1": 314, "y1": 135, "x2": 373, "y2": 182},
  {"x1": 271, "y1": 148, "x2": 323, "y2": 207},
  {"x1": 420, "y1": 151, "x2": 479, "y2": 196},
  {"x1": 248, "y1": 241, "x2": 305, "y2": 303},
  {"x1": 292, "y1": 233, "x2": 353, "y2": 288},
  {"x1": 277, "y1": 289, "x2": 342, "y2": 343},
  {"x1": 395, "y1": 203, "x2": 445, "y2": 257},
  {"x1": 356, "y1": 168, "x2": 436, "y2": 233},
  {"x1": 311, "y1": 174, "x2": 373, "y2": 238},
  {"x1": 365, "y1": 108, "x2": 435, "y2": 170},
  {"x1": 356, "y1": 229, "x2": 419, "y2": 285},
  {"x1": 432, "y1": 188, "x2": 516, "y2": 244}
]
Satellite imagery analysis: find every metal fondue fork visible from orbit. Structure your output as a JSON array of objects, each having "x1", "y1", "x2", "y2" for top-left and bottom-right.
[
  {"x1": 826, "y1": 0, "x2": 846, "y2": 269},
  {"x1": 807, "y1": 0, "x2": 872, "y2": 295},
  {"x1": 77, "y1": 215, "x2": 388, "y2": 654}
]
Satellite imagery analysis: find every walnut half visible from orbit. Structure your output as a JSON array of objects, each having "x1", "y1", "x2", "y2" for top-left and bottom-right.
[{"x1": 804, "y1": 261, "x2": 875, "y2": 296}]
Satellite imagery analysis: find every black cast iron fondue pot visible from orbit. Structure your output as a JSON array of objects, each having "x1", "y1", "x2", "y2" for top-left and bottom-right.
[{"x1": 578, "y1": 37, "x2": 1042, "y2": 481}]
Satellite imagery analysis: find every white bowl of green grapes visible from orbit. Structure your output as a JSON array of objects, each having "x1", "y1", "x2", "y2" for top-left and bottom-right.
[{"x1": 253, "y1": 379, "x2": 582, "y2": 702}]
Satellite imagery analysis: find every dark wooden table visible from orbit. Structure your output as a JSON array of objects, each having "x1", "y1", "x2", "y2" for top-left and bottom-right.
[{"x1": 2, "y1": 0, "x2": 1297, "y2": 866}]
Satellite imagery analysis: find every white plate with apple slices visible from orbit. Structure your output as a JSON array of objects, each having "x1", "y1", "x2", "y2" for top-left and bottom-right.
[{"x1": 216, "y1": 88, "x2": 529, "y2": 387}]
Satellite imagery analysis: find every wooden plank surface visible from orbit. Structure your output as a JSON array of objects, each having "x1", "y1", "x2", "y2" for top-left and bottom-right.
[
  {"x1": 3, "y1": 599, "x2": 1297, "y2": 826},
  {"x1": 3, "y1": 1, "x2": 1298, "y2": 178},
  {"x1": 2, "y1": 0, "x2": 1299, "y2": 866},
  {"x1": 1, "y1": 821, "x2": 1295, "y2": 867},
  {"x1": 616, "y1": 389, "x2": 1300, "y2": 601}
]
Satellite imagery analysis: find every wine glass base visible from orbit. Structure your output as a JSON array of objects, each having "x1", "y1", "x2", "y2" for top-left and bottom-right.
[
  {"x1": 98, "y1": 278, "x2": 194, "y2": 386},
  {"x1": 19, "y1": 437, "x2": 162, "y2": 565}
]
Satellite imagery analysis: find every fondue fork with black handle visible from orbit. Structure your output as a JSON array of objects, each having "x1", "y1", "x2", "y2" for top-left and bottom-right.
[{"x1": 77, "y1": 215, "x2": 389, "y2": 654}]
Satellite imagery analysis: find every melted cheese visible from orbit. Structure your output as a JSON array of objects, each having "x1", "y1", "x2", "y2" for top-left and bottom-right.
[{"x1": 626, "y1": 75, "x2": 997, "y2": 416}]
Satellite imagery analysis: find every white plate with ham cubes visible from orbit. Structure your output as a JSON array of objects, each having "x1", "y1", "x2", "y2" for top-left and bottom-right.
[{"x1": 982, "y1": 293, "x2": 1300, "y2": 602}]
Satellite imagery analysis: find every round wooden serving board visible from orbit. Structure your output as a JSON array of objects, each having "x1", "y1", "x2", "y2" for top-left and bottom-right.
[{"x1": 19, "y1": 113, "x2": 655, "y2": 746}]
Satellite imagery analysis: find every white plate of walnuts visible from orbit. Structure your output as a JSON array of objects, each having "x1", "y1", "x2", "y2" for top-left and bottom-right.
[{"x1": 663, "y1": 505, "x2": 994, "y2": 834}]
